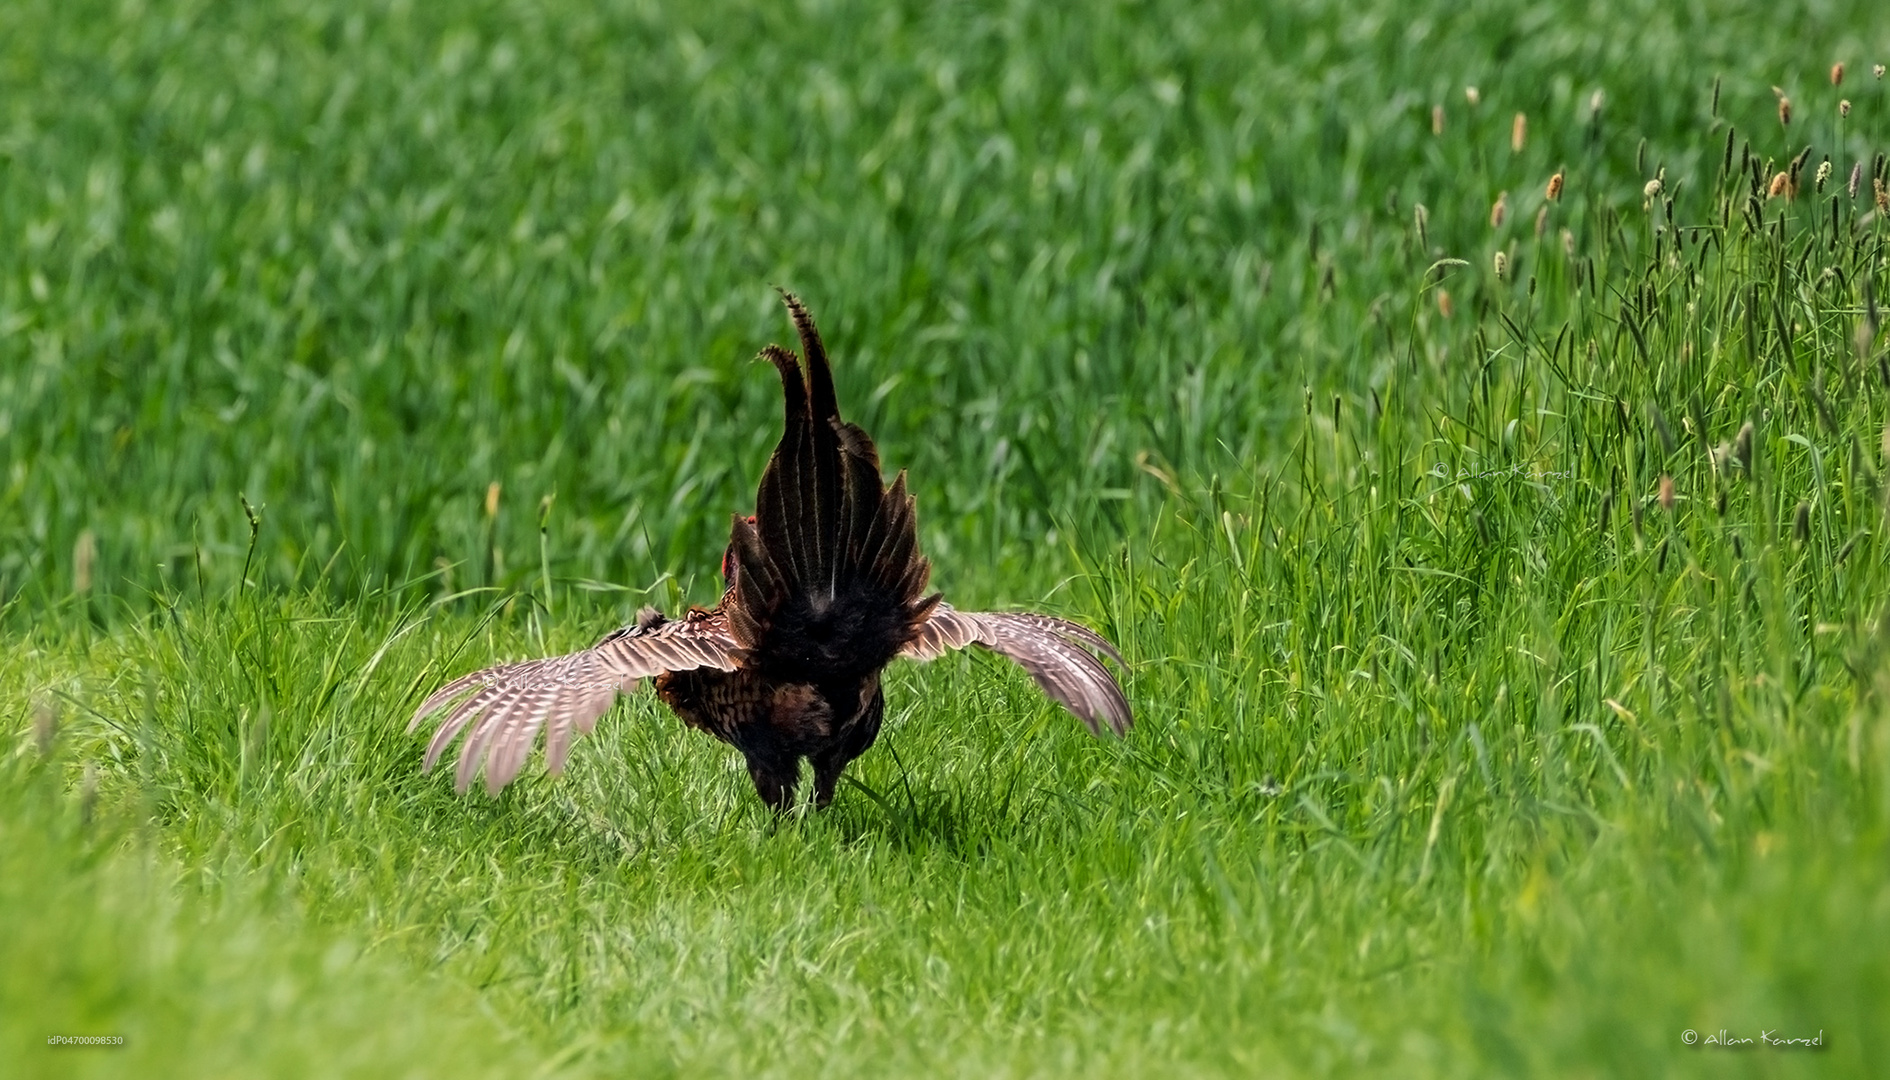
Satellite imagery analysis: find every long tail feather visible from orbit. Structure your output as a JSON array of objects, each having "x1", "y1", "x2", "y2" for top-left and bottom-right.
[
  {"x1": 783, "y1": 291, "x2": 839, "y2": 425},
  {"x1": 727, "y1": 293, "x2": 932, "y2": 680}
]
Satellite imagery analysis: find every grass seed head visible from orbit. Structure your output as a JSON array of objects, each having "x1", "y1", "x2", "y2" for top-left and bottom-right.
[
  {"x1": 1511, "y1": 112, "x2": 1527, "y2": 152},
  {"x1": 1778, "y1": 96, "x2": 1792, "y2": 126},
  {"x1": 1589, "y1": 89, "x2": 1604, "y2": 116},
  {"x1": 1734, "y1": 420, "x2": 1755, "y2": 474},
  {"x1": 1877, "y1": 177, "x2": 1890, "y2": 214},
  {"x1": 485, "y1": 481, "x2": 501, "y2": 519},
  {"x1": 1432, "y1": 104, "x2": 1444, "y2": 135},
  {"x1": 1414, "y1": 202, "x2": 1429, "y2": 247},
  {"x1": 1437, "y1": 289, "x2": 1454, "y2": 318},
  {"x1": 1767, "y1": 170, "x2": 1791, "y2": 199},
  {"x1": 1840, "y1": 99, "x2": 1851, "y2": 118},
  {"x1": 1831, "y1": 62, "x2": 1845, "y2": 85},
  {"x1": 73, "y1": 529, "x2": 95, "y2": 594},
  {"x1": 1465, "y1": 85, "x2": 1480, "y2": 107},
  {"x1": 1851, "y1": 162, "x2": 1863, "y2": 198},
  {"x1": 1650, "y1": 403, "x2": 1676, "y2": 455},
  {"x1": 1790, "y1": 144, "x2": 1813, "y2": 173},
  {"x1": 1643, "y1": 177, "x2": 1663, "y2": 199},
  {"x1": 1493, "y1": 251, "x2": 1508, "y2": 278},
  {"x1": 1490, "y1": 190, "x2": 1508, "y2": 228},
  {"x1": 78, "y1": 762, "x2": 97, "y2": 826},
  {"x1": 1794, "y1": 501, "x2": 1811, "y2": 543},
  {"x1": 1534, "y1": 204, "x2": 1550, "y2": 237},
  {"x1": 1546, "y1": 170, "x2": 1564, "y2": 201},
  {"x1": 33, "y1": 698, "x2": 58, "y2": 757},
  {"x1": 1877, "y1": 64, "x2": 1887, "y2": 79},
  {"x1": 1816, "y1": 160, "x2": 1831, "y2": 192},
  {"x1": 1658, "y1": 475, "x2": 1675, "y2": 511},
  {"x1": 1561, "y1": 228, "x2": 1575, "y2": 256}
]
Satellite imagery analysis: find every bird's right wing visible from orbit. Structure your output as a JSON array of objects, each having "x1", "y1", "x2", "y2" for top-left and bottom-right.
[
  {"x1": 900, "y1": 604, "x2": 1132, "y2": 735},
  {"x1": 407, "y1": 611, "x2": 742, "y2": 795}
]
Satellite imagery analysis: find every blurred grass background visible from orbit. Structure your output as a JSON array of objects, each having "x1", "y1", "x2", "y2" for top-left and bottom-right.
[
  {"x1": 5, "y1": 0, "x2": 1890, "y2": 1076},
  {"x1": 8, "y1": 0, "x2": 1879, "y2": 608}
]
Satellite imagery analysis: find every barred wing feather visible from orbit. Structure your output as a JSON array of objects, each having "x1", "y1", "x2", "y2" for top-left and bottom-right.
[
  {"x1": 900, "y1": 604, "x2": 1131, "y2": 735},
  {"x1": 408, "y1": 614, "x2": 742, "y2": 795}
]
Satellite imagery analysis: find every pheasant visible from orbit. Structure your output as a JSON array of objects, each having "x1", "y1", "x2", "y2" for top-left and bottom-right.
[{"x1": 408, "y1": 294, "x2": 1131, "y2": 809}]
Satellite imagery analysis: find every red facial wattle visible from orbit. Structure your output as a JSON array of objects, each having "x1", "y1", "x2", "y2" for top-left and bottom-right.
[{"x1": 722, "y1": 515, "x2": 757, "y2": 580}]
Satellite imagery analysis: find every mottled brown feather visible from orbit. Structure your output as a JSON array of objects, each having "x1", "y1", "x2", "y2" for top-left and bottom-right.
[
  {"x1": 408, "y1": 615, "x2": 741, "y2": 794},
  {"x1": 900, "y1": 604, "x2": 1133, "y2": 734}
]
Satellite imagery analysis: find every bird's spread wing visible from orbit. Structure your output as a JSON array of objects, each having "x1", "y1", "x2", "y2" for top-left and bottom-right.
[
  {"x1": 900, "y1": 604, "x2": 1132, "y2": 735},
  {"x1": 407, "y1": 611, "x2": 742, "y2": 795}
]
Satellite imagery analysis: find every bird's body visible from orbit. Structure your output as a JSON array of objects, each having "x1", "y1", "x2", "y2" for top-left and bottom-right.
[
  {"x1": 410, "y1": 295, "x2": 1130, "y2": 809},
  {"x1": 655, "y1": 664, "x2": 884, "y2": 808},
  {"x1": 636, "y1": 603, "x2": 893, "y2": 808}
]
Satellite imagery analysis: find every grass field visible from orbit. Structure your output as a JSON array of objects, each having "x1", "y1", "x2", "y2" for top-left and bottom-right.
[{"x1": 6, "y1": 0, "x2": 1890, "y2": 1075}]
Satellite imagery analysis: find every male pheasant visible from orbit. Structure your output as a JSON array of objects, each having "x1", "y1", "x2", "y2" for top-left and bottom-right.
[{"x1": 408, "y1": 294, "x2": 1131, "y2": 809}]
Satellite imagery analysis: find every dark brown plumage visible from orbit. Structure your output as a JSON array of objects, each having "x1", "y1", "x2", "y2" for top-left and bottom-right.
[{"x1": 409, "y1": 294, "x2": 1131, "y2": 809}]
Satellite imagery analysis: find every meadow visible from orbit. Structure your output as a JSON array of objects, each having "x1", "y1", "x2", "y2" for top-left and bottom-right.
[{"x1": 4, "y1": 0, "x2": 1889, "y2": 1075}]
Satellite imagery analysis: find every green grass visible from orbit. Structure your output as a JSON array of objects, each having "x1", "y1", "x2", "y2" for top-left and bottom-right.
[{"x1": 6, "y1": 0, "x2": 1890, "y2": 1075}]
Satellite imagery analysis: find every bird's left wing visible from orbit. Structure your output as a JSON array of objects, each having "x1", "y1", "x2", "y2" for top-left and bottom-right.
[
  {"x1": 899, "y1": 604, "x2": 1132, "y2": 735},
  {"x1": 407, "y1": 611, "x2": 742, "y2": 795}
]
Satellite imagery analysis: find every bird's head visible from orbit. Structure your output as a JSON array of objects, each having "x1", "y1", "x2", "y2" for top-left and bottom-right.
[{"x1": 721, "y1": 515, "x2": 757, "y2": 581}]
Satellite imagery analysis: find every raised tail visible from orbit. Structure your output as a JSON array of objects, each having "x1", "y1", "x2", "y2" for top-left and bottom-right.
[{"x1": 725, "y1": 293, "x2": 937, "y2": 679}]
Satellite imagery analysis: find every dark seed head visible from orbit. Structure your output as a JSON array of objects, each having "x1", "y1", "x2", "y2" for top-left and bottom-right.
[
  {"x1": 1836, "y1": 533, "x2": 1863, "y2": 565},
  {"x1": 1649, "y1": 403, "x2": 1676, "y2": 456}
]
